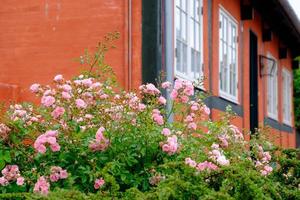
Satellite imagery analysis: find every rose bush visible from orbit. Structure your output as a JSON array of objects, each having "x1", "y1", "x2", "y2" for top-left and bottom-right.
[{"x1": 0, "y1": 34, "x2": 299, "y2": 199}]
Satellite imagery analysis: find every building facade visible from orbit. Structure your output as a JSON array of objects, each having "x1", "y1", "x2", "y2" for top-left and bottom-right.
[{"x1": 0, "y1": 0, "x2": 299, "y2": 147}]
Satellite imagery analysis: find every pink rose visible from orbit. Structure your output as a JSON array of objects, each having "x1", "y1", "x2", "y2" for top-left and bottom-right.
[
  {"x1": 94, "y1": 178, "x2": 105, "y2": 189},
  {"x1": 36, "y1": 145, "x2": 47, "y2": 154},
  {"x1": 158, "y1": 96, "x2": 167, "y2": 105},
  {"x1": 50, "y1": 174, "x2": 60, "y2": 182},
  {"x1": 41, "y1": 96, "x2": 55, "y2": 107},
  {"x1": 62, "y1": 84, "x2": 72, "y2": 92},
  {"x1": 188, "y1": 122, "x2": 197, "y2": 130},
  {"x1": 0, "y1": 177, "x2": 8, "y2": 186},
  {"x1": 59, "y1": 170, "x2": 68, "y2": 179},
  {"x1": 161, "y1": 81, "x2": 172, "y2": 89},
  {"x1": 161, "y1": 128, "x2": 171, "y2": 136},
  {"x1": 162, "y1": 144, "x2": 170, "y2": 152},
  {"x1": 95, "y1": 127, "x2": 105, "y2": 141},
  {"x1": 82, "y1": 78, "x2": 93, "y2": 87},
  {"x1": 201, "y1": 105, "x2": 210, "y2": 115},
  {"x1": 51, "y1": 106, "x2": 65, "y2": 119},
  {"x1": 75, "y1": 99, "x2": 87, "y2": 109},
  {"x1": 34, "y1": 176, "x2": 50, "y2": 195},
  {"x1": 62, "y1": 91, "x2": 72, "y2": 99},
  {"x1": 170, "y1": 89, "x2": 178, "y2": 99},
  {"x1": 30, "y1": 84, "x2": 40, "y2": 93},
  {"x1": 50, "y1": 143, "x2": 61, "y2": 152},
  {"x1": 174, "y1": 79, "x2": 183, "y2": 90},
  {"x1": 54, "y1": 74, "x2": 63, "y2": 82}
]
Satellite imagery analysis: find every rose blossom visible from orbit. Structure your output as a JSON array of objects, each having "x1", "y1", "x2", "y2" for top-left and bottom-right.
[
  {"x1": 94, "y1": 178, "x2": 105, "y2": 189},
  {"x1": 41, "y1": 96, "x2": 55, "y2": 107},
  {"x1": 16, "y1": 177, "x2": 24, "y2": 186},
  {"x1": 161, "y1": 81, "x2": 172, "y2": 89},
  {"x1": 170, "y1": 89, "x2": 178, "y2": 99},
  {"x1": 158, "y1": 96, "x2": 167, "y2": 105},
  {"x1": 0, "y1": 177, "x2": 8, "y2": 186},
  {"x1": 62, "y1": 91, "x2": 72, "y2": 99},
  {"x1": 75, "y1": 99, "x2": 87, "y2": 109},
  {"x1": 30, "y1": 83, "x2": 40, "y2": 93},
  {"x1": 33, "y1": 176, "x2": 50, "y2": 195},
  {"x1": 34, "y1": 130, "x2": 60, "y2": 154},
  {"x1": 51, "y1": 106, "x2": 65, "y2": 119},
  {"x1": 161, "y1": 128, "x2": 171, "y2": 136},
  {"x1": 62, "y1": 84, "x2": 72, "y2": 92},
  {"x1": 185, "y1": 157, "x2": 197, "y2": 168},
  {"x1": 54, "y1": 74, "x2": 63, "y2": 82}
]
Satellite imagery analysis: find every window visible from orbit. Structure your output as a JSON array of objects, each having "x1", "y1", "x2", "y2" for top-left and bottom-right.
[
  {"x1": 175, "y1": 0, "x2": 203, "y2": 82},
  {"x1": 282, "y1": 68, "x2": 292, "y2": 125},
  {"x1": 219, "y1": 8, "x2": 238, "y2": 102},
  {"x1": 267, "y1": 55, "x2": 278, "y2": 119}
]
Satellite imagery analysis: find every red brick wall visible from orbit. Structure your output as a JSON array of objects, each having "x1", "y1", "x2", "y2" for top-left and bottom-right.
[{"x1": 0, "y1": 0, "x2": 142, "y2": 103}]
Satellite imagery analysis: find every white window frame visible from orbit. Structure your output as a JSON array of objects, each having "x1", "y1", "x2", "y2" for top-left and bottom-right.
[
  {"x1": 282, "y1": 68, "x2": 292, "y2": 125},
  {"x1": 266, "y1": 53, "x2": 278, "y2": 120},
  {"x1": 218, "y1": 6, "x2": 239, "y2": 103},
  {"x1": 174, "y1": 0, "x2": 204, "y2": 86}
]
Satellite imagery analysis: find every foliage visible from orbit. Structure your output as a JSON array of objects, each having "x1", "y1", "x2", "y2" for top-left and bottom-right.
[
  {"x1": 0, "y1": 33, "x2": 299, "y2": 199},
  {"x1": 293, "y1": 67, "x2": 300, "y2": 129}
]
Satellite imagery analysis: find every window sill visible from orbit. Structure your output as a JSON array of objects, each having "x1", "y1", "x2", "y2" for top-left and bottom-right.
[{"x1": 219, "y1": 91, "x2": 239, "y2": 105}]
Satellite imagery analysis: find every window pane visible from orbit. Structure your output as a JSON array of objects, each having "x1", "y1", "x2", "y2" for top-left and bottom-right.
[
  {"x1": 182, "y1": 43, "x2": 187, "y2": 73},
  {"x1": 176, "y1": 40, "x2": 182, "y2": 72},
  {"x1": 181, "y1": 0, "x2": 187, "y2": 11},
  {"x1": 181, "y1": 12, "x2": 187, "y2": 41}
]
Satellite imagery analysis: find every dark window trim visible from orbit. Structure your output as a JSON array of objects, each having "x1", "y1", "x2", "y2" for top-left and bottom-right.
[
  {"x1": 204, "y1": 96, "x2": 244, "y2": 117},
  {"x1": 264, "y1": 117, "x2": 293, "y2": 133}
]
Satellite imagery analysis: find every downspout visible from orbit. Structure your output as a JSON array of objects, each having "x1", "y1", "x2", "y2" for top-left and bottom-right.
[
  {"x1": 208, "y1": 0, "x2": 213, "y2": 119},
  {"x1": 128, "y1": 0, "x2": 132, "y2": 90},
  {"x1": 164, "y1": 0, "x2": 174, "y2": 122}
]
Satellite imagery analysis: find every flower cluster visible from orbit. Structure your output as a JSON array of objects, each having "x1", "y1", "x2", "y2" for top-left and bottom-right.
[
  {"x1": 209, "y1": 144, "x2": 230, "y2": 166},
  {"x1": 0, "y1": 123, "x2": 11, "y2": 141},
  {"x1": 170, "y1": 79, "x2": 194, "y2": 103},
  {"x1": 0, "y1": 165, "x2": 24, "y2": 186},
  {"x1": 33, "y1": 176, "x2": 50, "y2": 195},
  {"x1": 152, "y1": 109, "x2": 164, "y2": 125},
  {"x1": 33, "y1": 130, "x2": 60, "y2": 154},
  {"x1": 94, "y1": 178, "x2": 105, "y2": 189},
  {"x1": 9, "y1": 104, "x2": 40, "y2": 126},
  {"x1": 139, "y1": 83, "x2": 160, "y2": 96},
  {"x1": 161, "y1": 135, "x2": 178, "y2": 155},
  {"x1": 185, "y1": 158, "x2": 218, "y2": 172},
  {"x1": 49, "y1": 166, "x2": 68, "y2": 182},
  {"x1": 89, "y1": 127, "x2": 109, "y2": 152},
  {"x1": 254, "y1": 145, "x2": 273, "y2": 176},
  {"x1": 228, "y1": 125, "x2": 244, "y2": 141}
]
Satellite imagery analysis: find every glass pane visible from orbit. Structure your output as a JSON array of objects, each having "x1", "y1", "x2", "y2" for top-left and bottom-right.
[
  {"x1": 181, "y1": 12, "x2": 187, "y2": 41},
  {"x1": 176, "y1": 0, "x2": 180, "y2": 7},
  {"x1": 182, "y1": 43, "x2": 187, "y2": 73},
  {"x1": 195, "y1": 21, "x2": 199, "y2": 50},
  {"x1": 176, "y1": 40, "x2": 182, "y2": 72},
  {"x1": 176, "y1": 8, "x2": 181, "y2": 40},
  {"x1": 196, "y1": 0, "x2": 200, "y2": 19},
  {"x1": 181, "y1": 0, "x2": 187, "y2": 11},
  {"x1": 190, "y1": 19, "x2": 195, "y2": 48}
]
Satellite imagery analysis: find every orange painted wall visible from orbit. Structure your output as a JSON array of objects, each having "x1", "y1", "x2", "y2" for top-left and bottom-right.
[{"x1": 0, "y1": 0, "x2": 142, "y2": 103}]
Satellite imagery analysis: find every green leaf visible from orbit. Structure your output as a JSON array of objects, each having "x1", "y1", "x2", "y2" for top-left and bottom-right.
[
  {"x1": 0, "y1": 159, "x2": 5, "y2": 170},
  {"x1": 3, "y1": 151, "x2": 11, "y2": 162}
]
